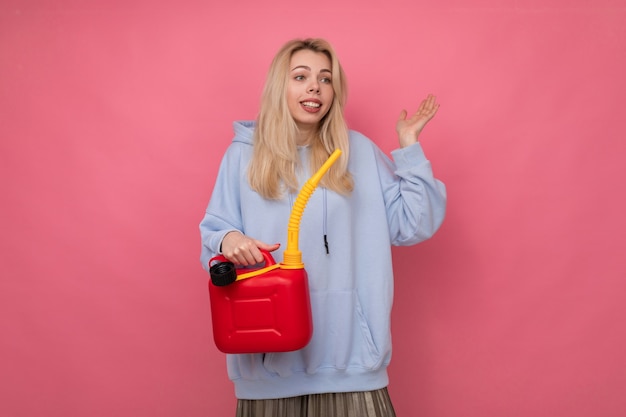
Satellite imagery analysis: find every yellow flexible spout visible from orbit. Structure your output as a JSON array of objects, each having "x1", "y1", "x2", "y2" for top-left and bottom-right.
[{"x1": 282, "y1": 149, "x2": 342, "y2": 268}]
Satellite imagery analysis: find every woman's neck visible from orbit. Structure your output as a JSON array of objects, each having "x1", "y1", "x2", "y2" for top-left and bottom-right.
[{"x1": 295, "y1": 127, "x2": 317, "y2": 146}]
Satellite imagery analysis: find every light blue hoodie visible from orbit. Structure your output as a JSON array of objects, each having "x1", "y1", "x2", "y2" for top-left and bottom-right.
[{"x1": 199, "y1": 121, "x2": 446, "y2": 399}]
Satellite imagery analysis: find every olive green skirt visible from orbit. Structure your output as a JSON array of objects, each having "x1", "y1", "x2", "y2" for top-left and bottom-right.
[{"x1": 235, "y1": 387, "x2": 396, "y2": 417}]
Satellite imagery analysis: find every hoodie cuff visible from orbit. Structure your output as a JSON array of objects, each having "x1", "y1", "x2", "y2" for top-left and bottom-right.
[{"x1": 390, "y1": 142, "x2": 427, "y2": 169}]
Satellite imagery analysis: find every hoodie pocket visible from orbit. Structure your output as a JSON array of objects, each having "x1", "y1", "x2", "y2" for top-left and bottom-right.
[{"x1": 264, "y1": 289, "x2": 383, "y2": 376}]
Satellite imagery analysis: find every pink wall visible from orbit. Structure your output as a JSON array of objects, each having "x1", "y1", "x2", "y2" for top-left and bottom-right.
[{"x1": 1, "y1": 1, "x2": 625, "y2": 416}]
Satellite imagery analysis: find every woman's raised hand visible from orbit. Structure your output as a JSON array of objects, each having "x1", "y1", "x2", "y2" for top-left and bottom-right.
[{"x1": 396, "y1": 94, "x2": 440, "y2": 148}]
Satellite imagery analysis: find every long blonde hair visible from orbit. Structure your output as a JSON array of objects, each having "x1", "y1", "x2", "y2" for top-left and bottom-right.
[{"x1": 248, "y1": 38, "x2": 354, "y2": 200}]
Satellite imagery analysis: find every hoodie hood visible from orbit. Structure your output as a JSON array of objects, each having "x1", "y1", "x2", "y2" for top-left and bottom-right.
[{"x1": 233, "y1": 120, "x2": 256, "y2": 146}]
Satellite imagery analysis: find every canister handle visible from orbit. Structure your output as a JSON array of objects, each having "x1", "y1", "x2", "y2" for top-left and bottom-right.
[
  {"x1": 209, "y1": 249, "x2": 277, "y2": 268},
  {"x1": 209, "y1": 250, "x2": 280, "y2": 284}
]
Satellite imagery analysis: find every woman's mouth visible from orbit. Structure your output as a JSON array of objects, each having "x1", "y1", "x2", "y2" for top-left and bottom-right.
[{"x1": 301, "y1": 100, "x2": 322, "y2": 113}]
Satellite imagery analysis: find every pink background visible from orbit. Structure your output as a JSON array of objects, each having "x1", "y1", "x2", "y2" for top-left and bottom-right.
[{"x1": 1, "y1": 0, "x2": 625, "y2": 416}]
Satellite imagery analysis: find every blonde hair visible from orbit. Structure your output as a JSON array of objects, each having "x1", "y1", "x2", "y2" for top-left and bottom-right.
[{"x1": 248, "y1": 38, "x2": 354, "y2": 200}]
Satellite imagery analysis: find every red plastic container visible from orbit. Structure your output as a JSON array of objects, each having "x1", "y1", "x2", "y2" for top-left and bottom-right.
[{"x1": 208, "y1": 251, "x2": 313, "y2": 353}]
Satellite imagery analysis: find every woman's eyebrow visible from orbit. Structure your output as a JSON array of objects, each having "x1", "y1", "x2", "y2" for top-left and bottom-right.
[{"x1": 291, "y1": 65, "x2": 332, "y2": 74}]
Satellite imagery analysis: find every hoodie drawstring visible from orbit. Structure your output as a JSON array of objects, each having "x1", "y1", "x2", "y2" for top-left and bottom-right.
[{"x1": 323, "y1": 188, "x2": 329, "y2": 254}]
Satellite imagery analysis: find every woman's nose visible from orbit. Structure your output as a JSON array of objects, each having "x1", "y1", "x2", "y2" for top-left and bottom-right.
[{"x1": 307, "y1": 81, "x2": 320, "y2": 93}]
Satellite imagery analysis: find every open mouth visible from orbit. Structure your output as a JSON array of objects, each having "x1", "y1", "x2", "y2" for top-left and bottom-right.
[{"x1": 301, "y1": 100, "x2": 322, "y2": 113}]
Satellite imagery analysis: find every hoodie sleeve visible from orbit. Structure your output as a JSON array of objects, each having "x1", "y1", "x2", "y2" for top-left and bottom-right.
[
  {"x1": 199, "y1": 143, "x2": 245, "y2": 272},
  {"x1": 377, "y1": 141, "x2": 447, "y2": 246}
]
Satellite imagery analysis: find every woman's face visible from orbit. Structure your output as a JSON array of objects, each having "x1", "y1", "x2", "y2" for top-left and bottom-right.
[{"x1": 286, "y1": 49, "x2": 334, "y2": 135}]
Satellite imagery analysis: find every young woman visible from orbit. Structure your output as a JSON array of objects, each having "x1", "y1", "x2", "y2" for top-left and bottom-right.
[{"x1": 200, "y1": 38, "x2": 446, "y2": 417}]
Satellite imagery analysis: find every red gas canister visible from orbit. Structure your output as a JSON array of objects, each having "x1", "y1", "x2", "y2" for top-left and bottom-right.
[{"x1": 208, "y1": 251, "x2": 313, "y2": 353}]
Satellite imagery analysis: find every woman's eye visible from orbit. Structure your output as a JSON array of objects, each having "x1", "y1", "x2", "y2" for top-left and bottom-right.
[
  {"x1": 294, "y1": 75, "x2": 305, "y2": 81},
  {"x1": 320, "y1": 77, "x2": 332, "y2": 84}
]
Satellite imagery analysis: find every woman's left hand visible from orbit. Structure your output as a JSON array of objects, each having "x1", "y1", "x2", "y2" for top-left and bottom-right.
[{"x1": 396, "y1": 94, "x2": 440, "y2": 148}]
